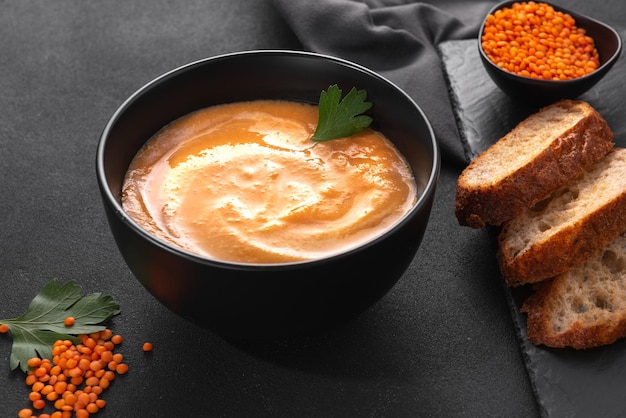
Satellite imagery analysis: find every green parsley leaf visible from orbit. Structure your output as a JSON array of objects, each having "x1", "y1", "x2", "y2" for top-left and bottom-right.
[
  {"x1": 311, "y1": 84, "x2": 373, "y2": 142},
  {"x1": 0, "y1": 279, "x2": 120, "y2": 372}
]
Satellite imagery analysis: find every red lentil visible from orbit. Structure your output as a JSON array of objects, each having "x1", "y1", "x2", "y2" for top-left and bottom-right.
[
  {"x1": 18, "y1": 409, "x2": 34, "y2": 418},
  {"x1": 481, "y1": 1, "x2": 599, "y2": 80}
]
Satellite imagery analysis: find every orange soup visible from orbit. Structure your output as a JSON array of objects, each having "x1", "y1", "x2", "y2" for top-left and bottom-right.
[{"x1": 121, "y1": 100, "x2": 417, "y2": 263}]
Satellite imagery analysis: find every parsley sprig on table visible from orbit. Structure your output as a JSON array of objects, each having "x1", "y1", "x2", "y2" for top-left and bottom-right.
[
  {"x1": 0, "y1": 279, "x2": 120, "y2": 372},
  {"x1": 311, "y1": 84, "x2": 373, "y2": 142}
]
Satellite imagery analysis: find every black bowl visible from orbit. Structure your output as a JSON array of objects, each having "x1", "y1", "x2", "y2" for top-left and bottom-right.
[
  {"x1": 479, "y1": 0, "x2": 622, "y2": 105},
  {"x1": 96, "y1": 50, "x2": 439, "y2": 339}
]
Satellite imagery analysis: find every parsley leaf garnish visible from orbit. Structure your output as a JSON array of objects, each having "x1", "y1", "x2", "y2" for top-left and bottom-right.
[
  {"x1": 0, "y1": 279, "x2": 120, "y2": 372},
  {"x1": 311, "y1": 84, "x2": 373, "y2": 142}
]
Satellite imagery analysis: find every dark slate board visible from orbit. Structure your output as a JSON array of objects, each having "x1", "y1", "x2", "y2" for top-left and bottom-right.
[{"x1": 439, "y1": 38, "x2": 626, "y2": 418}]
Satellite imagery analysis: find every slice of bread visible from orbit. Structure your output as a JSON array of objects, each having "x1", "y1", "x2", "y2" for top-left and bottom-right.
[
  {"x1": 455, "y1": 100, "x2": 613, "y2": 228},
  {"x1": 498, "y1": 148, "x2": 626, "y2": 287},
  {"x1": 521, "y1": 233, "x2": 626, "y2": 349}
]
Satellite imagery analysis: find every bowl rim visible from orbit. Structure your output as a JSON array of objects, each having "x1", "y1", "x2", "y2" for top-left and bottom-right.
[
  {"x1": 478, "y1": 0, "x2": 623, "y2": 85},
  {"x1": 96, "y1": 49, "x2": 440, "y2": 271}
]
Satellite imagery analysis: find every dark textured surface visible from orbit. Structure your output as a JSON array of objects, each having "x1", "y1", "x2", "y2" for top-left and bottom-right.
[
  {"x1": 440, "y1": 2, "x2": 626, "y2": 417},
  {"x1": 2, "y1": 0, "x2": 618, "y2": 417}
]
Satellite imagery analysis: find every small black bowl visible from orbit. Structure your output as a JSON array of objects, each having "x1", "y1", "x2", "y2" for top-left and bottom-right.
[
  {"x1": 96, "y1": 50, "x2": 440, "y2": 340},
  {"x1": 479, "y1": 0, "x2": 622, "y2": 105}
]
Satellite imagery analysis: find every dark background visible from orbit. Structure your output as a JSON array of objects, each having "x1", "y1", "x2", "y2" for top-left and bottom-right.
[{"x1": 2, "y1": 1, "x2": 621, "y2": 416}]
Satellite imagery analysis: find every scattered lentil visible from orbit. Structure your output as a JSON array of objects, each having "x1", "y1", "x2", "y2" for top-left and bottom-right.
[{"x1": 20, "y1": 329, "x2": 128, "y2": 418}]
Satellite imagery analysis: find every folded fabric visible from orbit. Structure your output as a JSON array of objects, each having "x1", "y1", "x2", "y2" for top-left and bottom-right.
[{"x1": 270, "y1": 0, "x2": 496, "y2": 165}]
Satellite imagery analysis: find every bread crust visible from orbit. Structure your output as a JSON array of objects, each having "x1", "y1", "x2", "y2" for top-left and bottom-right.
[
  {"x1": 498, "y1": 193, "x2": 626, "y2": 286},
  {"x1": 521, "y1": 234, "x2": 626, "y2": 349},
  {"x1": 455, "y1": 100, "x2": 614, "y2": 228},
  {"x1": 522, "y1": 279, "x2": 626, "y2": 349}
]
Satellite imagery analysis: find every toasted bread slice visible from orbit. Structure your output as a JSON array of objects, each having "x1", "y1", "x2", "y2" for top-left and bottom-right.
[
  {"x1": 455, "y1": 100, "x2": 613, "y2": 228},
  {"x1": 498, "y1": 148, "x2": 626, "y2": 287},
  {"x1": 521, "y1": 233, "x2": 626, "y2": 349}
]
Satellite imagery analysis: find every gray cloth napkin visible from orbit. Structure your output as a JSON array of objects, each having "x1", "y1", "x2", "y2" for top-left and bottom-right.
[{"x1": 270, "y1": 0, "x2": 496, "y2": 165}]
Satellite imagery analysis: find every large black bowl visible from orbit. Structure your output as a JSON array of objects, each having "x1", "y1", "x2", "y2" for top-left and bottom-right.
[
  {"x1": 96, "y1": 50, "x2": 440, "y2": 339},
  {"x1": 479, "y1": 0, "x2": 622, "y2": 105}
]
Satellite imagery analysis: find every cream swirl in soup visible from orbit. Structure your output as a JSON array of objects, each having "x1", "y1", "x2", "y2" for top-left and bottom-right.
[{"x1": 121, "y1": 100, "x2": 417, "y2": 263}]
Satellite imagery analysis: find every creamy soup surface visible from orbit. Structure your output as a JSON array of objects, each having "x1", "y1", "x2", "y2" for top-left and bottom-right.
[{"x1": 122, "y1": 100, "x2": 417, "y2": 263}]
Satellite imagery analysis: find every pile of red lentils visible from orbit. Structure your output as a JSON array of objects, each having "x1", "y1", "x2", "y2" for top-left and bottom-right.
[
  {"x1": 14, "y1": 329, "x2": 153, "y2": 418},
  {"x1": 481, "y1": 1, "x2": 600, "y2": 80}
]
